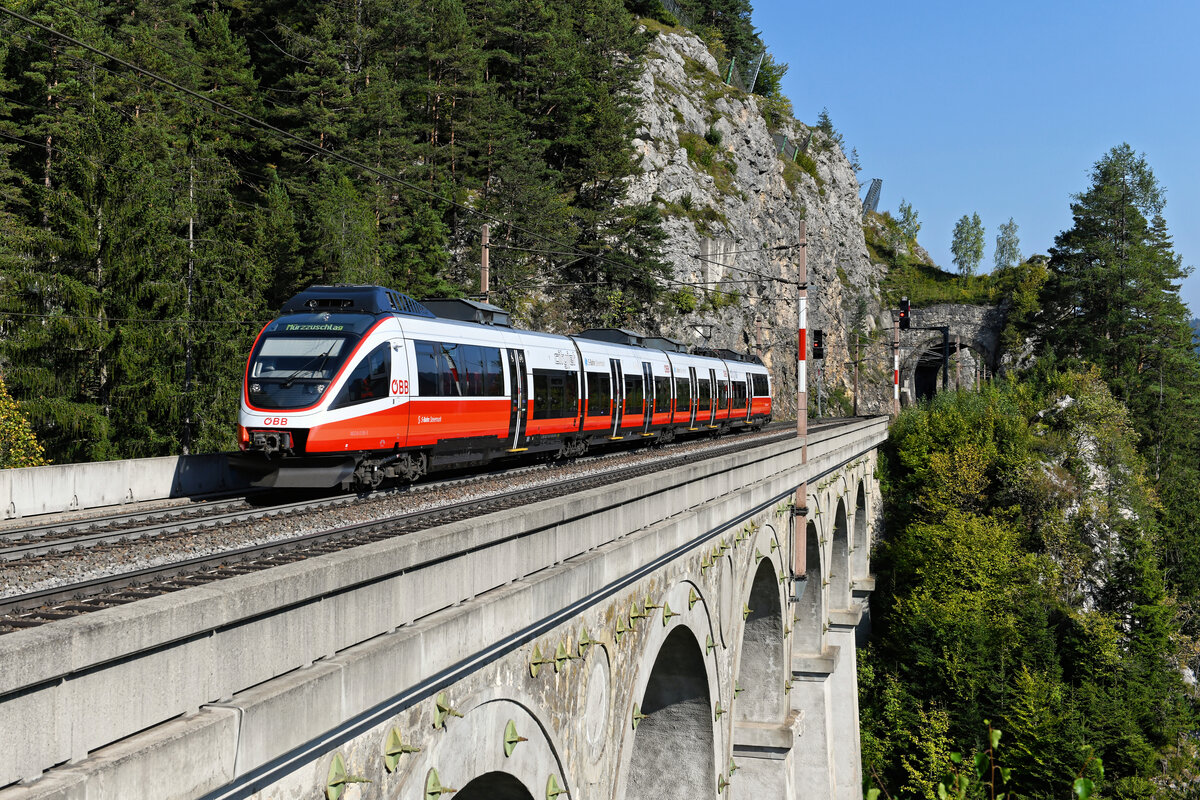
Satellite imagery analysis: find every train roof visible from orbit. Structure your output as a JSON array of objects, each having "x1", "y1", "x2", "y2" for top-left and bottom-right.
[
  {"x1": 281, "y1": 285, "x2": 434, "y2": 318},
  {"x1": 275, "y1": 287, "x2": 765, "y2": 366},
  {"x1": 421, "y1": 298, "x2": 511, "y2": 327}
]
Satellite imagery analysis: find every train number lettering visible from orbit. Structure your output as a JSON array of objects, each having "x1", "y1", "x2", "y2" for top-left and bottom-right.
[
  {"x1": 391, "y1": 379, "x2": 409, "y2": 395},
  {"x1": 263, "y1": 417, "x2": 288, "y2": 426}
]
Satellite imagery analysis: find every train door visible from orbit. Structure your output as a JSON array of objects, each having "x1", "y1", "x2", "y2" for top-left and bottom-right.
[
  {"x1": 688, "y1": 367, "x2": 698, "y2": 428},
  {"x1": 507, "y1": 349, "x2": 529, "y2": 451},
  {"x1": 390, "y1": 339, "x2": 410, "y2": 447},
  {"x1": 707, "y1": 368, "x2": 718, "y2": 426},
  {"x1": 609, "y1": 358, "x2": 624, "y2": 438},
  {"x1": 641, "y1": 361, "x2": 653, "y2": 435},
  {"x1": 744, "y1": 378, "x2": 753, "y2": 422}
]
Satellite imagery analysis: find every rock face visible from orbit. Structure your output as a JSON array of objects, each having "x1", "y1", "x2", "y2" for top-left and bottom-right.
[{"x1": 630, "y1": 29, "x2": 893, "y2": 417}]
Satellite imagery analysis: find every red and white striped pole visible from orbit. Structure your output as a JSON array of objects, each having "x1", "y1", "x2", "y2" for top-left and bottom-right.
[
  {"x1": 893, "y1": 316, "x2": 900, "y2": 416},
  {"x1": 793, "y1": 220, "x2": 809, "y2": 580}
]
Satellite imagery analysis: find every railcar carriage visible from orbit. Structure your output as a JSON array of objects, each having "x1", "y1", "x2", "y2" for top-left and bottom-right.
[{"x1": 231, "y1": 285, "x2": 772, "y2": 490}]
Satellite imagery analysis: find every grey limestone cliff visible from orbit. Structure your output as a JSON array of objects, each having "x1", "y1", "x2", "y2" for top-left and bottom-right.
[{"x1": 630, "y1": 28, "x2": 894, "y2": 417}]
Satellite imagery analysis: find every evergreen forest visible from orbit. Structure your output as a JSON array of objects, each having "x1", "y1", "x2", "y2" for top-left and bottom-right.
[{"x1": 0, "y1": 0, "x2": 768, "y2": 461}]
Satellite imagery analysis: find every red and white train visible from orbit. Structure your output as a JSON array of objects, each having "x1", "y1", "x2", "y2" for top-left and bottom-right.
[{"x1": 232, "y1": 285, "x2": 772, "y2": 489}]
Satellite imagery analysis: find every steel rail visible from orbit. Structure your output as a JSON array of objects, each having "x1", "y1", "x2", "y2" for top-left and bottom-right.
[{"x1": 0, "y1": 423, "x2": 815, "y2": 627}]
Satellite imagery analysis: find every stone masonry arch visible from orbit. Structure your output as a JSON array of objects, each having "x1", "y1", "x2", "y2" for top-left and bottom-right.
[
  {"x1": 899, "y1": 303, "x2": 1006, "y2": 403},
  {"x1": 852, "y1": 480, "x2": 869, "y2": 579},
  {"x1": 830, "y1": 499, "x2": 851, "y2": 611},
  {"x1": 456, "y1": 771, "x2": 536, "y2": 800},
  {"x1": 793, "y1": 519, "x2": 825, "y2": 656},
  {"x1": 625, "y1": 626, "x2": 716, "y2": 800},
  {"x1": 735, "y1": 558, "x2": 786, "y2": 725}
]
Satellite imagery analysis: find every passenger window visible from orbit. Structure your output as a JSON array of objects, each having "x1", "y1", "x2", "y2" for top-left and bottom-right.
[
  {"x1": 586, "y1": 372, "x2": 611, "y2": 416},
  {"x1": 624, "y1": 375, "x2": 644, "y2": 415},
  {"x1": 440, "y1": 344, "x2": 463, "y2": 396},
  {"x1": 532, "y1": 369, "x2": 578, "y2": 419},
  {"x1": 484, "y1": 347, "x2": 504, "y2": 395},
  {"x1": 698, "y1": 379, "x2": 711, "y2": 411},
  {"x1": 654, "y1": 377, "x2": 671, "y2": 413},
  {"x1": 675, "y1": 378, "x2": 691, "y2": 409}
]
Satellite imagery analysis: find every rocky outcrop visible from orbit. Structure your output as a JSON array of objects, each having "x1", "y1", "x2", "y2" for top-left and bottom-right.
[{"x1": 630, "y1": 29, "x2": 893, "y2": 417}]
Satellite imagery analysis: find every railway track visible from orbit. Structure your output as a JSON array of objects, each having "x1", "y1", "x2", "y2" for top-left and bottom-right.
[{"x1": 0, "y1": 421, "x2": 825, "y2": 631}]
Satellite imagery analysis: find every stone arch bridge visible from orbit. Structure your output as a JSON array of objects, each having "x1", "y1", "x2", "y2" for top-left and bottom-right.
[{"x1": 0, "y1": 418, "x2": 887, "y2": 800}]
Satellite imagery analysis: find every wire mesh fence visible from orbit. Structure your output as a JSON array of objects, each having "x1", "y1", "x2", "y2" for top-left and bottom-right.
[
  {"x1": 657, "y1": 0, "x2": 764, "y2": 94},
  {"x1": 771, "y1": 131, "x2": 812, "y2": 162}
]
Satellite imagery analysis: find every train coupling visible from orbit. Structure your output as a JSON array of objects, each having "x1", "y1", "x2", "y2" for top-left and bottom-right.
[{"x1": 249, "y1": 430, "x2": 294, "y2": 455}]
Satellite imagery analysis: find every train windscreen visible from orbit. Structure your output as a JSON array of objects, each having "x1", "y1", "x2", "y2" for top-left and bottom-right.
[{"x1": 245, "y1": 314, "x2": 371, "y2": 409}]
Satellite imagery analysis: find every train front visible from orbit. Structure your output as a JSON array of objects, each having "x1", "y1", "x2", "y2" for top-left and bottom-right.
[{"x1": 230, "y1": 308, "x2": 378, "y2": 488}]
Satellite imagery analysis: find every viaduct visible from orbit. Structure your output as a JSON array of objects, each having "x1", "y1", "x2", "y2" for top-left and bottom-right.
[{"x1": 0, "y1": 416, "x2": 887, "y2": 800}]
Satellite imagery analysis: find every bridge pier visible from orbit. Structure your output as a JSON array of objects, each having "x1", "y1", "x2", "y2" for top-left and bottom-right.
[
  {"x1": 829, "y1": 610, "x2": 865, "y2": 798},
  {"x1": 730, "y1": 712, "x2": 802, "y2": 798},
  {"x1": 790, "y1": 648, "x2": 838, "y2": 797}
]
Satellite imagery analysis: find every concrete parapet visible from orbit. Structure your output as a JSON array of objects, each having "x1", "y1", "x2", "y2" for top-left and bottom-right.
[{"x1": 0, "y1": 453, "x2": 250, "y2": 520}]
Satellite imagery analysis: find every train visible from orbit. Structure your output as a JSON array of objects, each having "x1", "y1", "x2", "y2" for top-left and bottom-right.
[{"x1": 230, "y1": 285, "x2": 772, "y2": 489}]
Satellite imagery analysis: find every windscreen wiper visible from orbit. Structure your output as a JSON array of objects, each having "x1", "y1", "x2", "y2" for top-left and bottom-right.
[{"x1": 282, "y1": 344, "x2": 335, "y2": 388}]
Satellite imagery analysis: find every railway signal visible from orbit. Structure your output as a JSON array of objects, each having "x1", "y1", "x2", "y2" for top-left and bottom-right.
[
  {"x1": 812, "y1": 329, "x2": 825, "y2": 360},
  {"x1": 899, "y1": 297, "x2": 910, "y2": 330}
]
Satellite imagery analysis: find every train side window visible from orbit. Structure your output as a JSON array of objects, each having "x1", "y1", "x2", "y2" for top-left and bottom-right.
[
  {"x1": 460, "y1": 344, "x2": 486, "y2": 397},
  {"x1": 654, "y1": 376, "x2": 671, "y2": 413},
  {"x1": 415, "y1": 341, "x2": 439, "y2": 396},
  {"x1": 697, "y1": 379, "x2": 711, "y2": 411},
  {"x1": 532, "y1": 368, "x2": 577, "y2": 419},
  {"x1": 752, "y1": 373, "x2": 769, "y2": 396},
  {"x1": 332, "y1": 342, "x2": 390, "y2": 409},
  {"x1": 484, "y1": 347, "x2": 504, "y2": 395},
  {"x1": 718, "y1": 380, "x2": 729, "y2": 409},
  {"x1": 624, "y1": 375, "x2": 644, "y2": 415},
  {"x1": 675, "y1": 377, "x2": 691, "y2": 409},
  {"x1": 732, "y1": 379, "x2": 747, "y2": 408},
  {"x1": 586, "y1": 372, "x2": 611, "y2": 416},
  {"x1": 440, "y1": 343, "x2": 464, "y2": 396}
]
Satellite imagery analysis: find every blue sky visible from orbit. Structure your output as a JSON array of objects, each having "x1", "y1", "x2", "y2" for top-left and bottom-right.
[{"x1": 752, "y1": 0, "x2": 1200, "y2": 314}]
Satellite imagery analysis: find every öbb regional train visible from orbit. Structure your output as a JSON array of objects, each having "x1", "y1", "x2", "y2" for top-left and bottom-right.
[{"x1": 231, "y1": 285, "x2": 773, "y2": 489}]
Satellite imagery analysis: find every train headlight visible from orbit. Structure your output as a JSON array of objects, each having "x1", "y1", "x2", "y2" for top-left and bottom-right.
[{"x1": 250, "y1": 383, "x2": 262, "y2": 393}]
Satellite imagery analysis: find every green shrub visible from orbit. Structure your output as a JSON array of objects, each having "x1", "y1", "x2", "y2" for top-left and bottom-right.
[
  {"x1": 704, "y1": 125, "x2": 723, "y2": 147},
  {"x1": 678, "y1": 131, "x2": 737, "y2": 197}
]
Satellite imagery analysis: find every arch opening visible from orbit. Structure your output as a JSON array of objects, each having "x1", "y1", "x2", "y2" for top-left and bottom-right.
[
  {"x1": 736, "y1": 558, "x2": 785, "y2": 723},
  {"x1": 793, "y1": 520, "x2": 824, "y2": 655},
  {"x1": 831, "y1": 499, "x2": 851, "y2": 609},
  {"x1": 852, "y1": 481, "x2": 869, "y2": 578},
  {"x1": 627, "y1": 627, "x2": 715, "y2": 799},
  {"x1": 455, "y1": 771, "x2": 535, "y2": 800}
]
